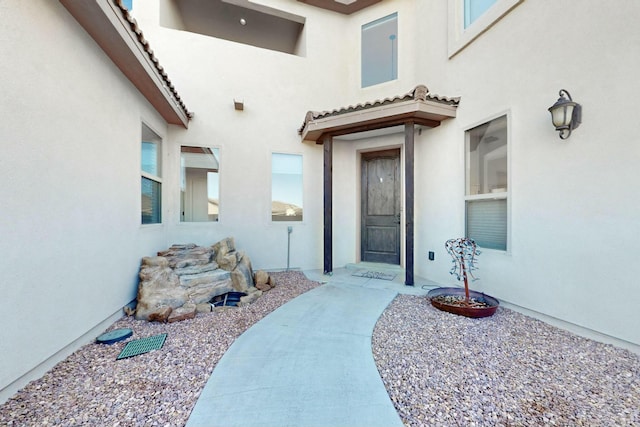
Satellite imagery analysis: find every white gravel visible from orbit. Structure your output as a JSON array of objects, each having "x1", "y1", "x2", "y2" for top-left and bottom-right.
[
  {"x1": 373, "y1": 294, "x2": 640, "y2": 426},
  {"x1": 2, "y1": 274, "x2": 639, "y2": 426}
]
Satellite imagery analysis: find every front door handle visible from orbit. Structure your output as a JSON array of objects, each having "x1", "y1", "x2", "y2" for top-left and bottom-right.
[{"x1": 395, "y1": 213, "x2": 401, "y2": 224}]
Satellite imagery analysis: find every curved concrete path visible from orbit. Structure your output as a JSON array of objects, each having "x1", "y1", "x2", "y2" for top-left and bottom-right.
[{"x1": 186, "y1": 265, "x2": 434, "y2": 427}]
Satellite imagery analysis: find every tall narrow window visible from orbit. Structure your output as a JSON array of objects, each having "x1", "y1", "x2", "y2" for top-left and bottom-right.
[
  {"x1": 180, "y1": 146, "x2": 220, "y2": 222},
  {"x1": 141, "y1": 124, "x2": 162, "y2": 224},
  {"x1": 465, "y1": 115, "x2": 507, "y2": 250},
  {"x1": 464, "y1": 0, "x2": 496, "y2": 28},
  {"x1": 272, "y1": 153, "x2": 303, "y2": 222},
  {"x1": 362, "y1": 13, "x2": 398, "y2": 88}
]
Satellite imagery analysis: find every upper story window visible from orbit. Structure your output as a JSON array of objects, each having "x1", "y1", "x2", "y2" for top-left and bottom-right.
[
  {"x1": 180, "y1": 146, "x2": 220, "y2": 222},
  {"x1": 272, "y1": 153, "x2": 303, "y2": 222},
  {"x1": 141, "y1": 124, "x2": 162, "y2": 224},
  {"x1": 361, "y1": 13, "x2": 398, "y2": 88},
  {"x1": 464, "y1": 0, "x2": 496, "y2": 28},
  {"x1": 448, "y1": 0, "x2": 523, "y2": 58},
  {"x1": 465, "y1": 115, "x2": 508, "y2": 251}
]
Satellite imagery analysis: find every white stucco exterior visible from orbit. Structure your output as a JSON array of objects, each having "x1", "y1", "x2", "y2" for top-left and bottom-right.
[{"x1": 1, "y1": 0, "x2": 639, "y2": 402}]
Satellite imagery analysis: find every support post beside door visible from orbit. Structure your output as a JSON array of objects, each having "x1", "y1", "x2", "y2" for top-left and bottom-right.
[
  {"x1": 405, "y1": 123, "x2": 415, "y2": 286},
  {"x1": 323, "y1": 136, "x2": 333, "y2": 274}
]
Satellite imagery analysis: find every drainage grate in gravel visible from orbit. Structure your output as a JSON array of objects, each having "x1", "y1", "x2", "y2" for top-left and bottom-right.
[{"x1": 116, "y1": 333, "x2": 167, "y2": 360}]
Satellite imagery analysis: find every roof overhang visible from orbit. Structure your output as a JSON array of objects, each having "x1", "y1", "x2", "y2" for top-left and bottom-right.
[
  {"x1": 296, "y1": 0, "x2": 382, "y2": 15},
  {"x1": 299, "y1": 85, "x2": 459, "y2": 143},
  {"x1": 59, "y1": 0, "x2": 192, "y2": 128}
]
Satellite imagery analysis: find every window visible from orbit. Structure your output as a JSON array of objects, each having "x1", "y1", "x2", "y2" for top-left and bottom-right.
[
  {"x1": 464, "y1": 0, "x2": 497, "y2": 28},
  {"x1": 180, "y1": 146, "x2": 220, "y2": 222},
  {"x1": 448, "y1": 0, "x2": 523, "y2": 58},
  {"x1": 141, "y1": 124, "x2": 162, "y2": 224},
  {"x1": 465, "y1": 115, "x2": 508, "y2": 250},
  {"x1": 272, "y1": 153, "x2": 303, "y2": 222},
  {"x1": 362, "y1": 13, "x2": 397, "y2": 88}
]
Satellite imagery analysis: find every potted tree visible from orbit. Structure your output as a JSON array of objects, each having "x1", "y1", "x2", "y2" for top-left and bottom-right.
[{"x1": 427, "y1": 237, "x2": 499, "y2": 318}]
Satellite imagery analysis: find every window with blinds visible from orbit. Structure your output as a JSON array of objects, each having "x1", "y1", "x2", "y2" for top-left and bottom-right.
[
  {"x1": 141, "y1": 124, "x2": 162, "y2": 225},
  {"x1": 465, "y1": 115, "x2": 508, "y2": 250}
]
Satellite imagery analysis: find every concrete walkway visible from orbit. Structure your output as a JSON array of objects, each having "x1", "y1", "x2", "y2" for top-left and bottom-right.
[{"x1": 186, "y1": 264, "x2": 438, "y2": 427}]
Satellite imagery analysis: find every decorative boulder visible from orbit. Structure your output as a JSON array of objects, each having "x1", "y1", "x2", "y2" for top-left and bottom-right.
[{"x1": 135, "y1": 238, "x2": 260, "y2": 321}]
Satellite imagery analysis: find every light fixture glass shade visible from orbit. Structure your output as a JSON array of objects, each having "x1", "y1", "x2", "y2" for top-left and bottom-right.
[
  {"x1": 550, "y1": 102, "x2": 575, "y2": 128},
  {"x1": 548, "y1": 89, "x2": 581, "y2": 139}
]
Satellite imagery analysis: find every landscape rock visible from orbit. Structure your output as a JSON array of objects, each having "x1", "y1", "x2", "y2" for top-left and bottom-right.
[
  {"x1": 231, "y1": 252, "x2": 254, "y2": 292},
  {"x1": 196, "y1": 303, "x2": 212, "y2": 313},
  {"x1": 147, "y1": 306, "x2": 172, "y2": 323},
  {"x1": 135, "y1": 238, "x2": 263, "y2": 321},
  {"x1": 254, "y1": 270, "x2": 269, "y2": 286},
  {"x1": 238, "y1": 288, "x2": 263, "y2": 306},
  {"x1": 168, "y1": 303, "x2": 197, "y2": 323}
]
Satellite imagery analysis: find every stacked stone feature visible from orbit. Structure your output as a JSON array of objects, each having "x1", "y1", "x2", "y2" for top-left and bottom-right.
[{"x1": 135, "y1": 238, "x2": 260, "y2": 322}]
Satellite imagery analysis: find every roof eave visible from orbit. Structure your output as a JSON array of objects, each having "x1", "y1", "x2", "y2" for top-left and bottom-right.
[
  {"x1": 59, "y1": 0, "x2": 191, "y2": 128},
  {"x1": 301, "y1": 99, "x2": 458, "y2": 143},
  {"x1": 296, "y1": 0, "x2": 383, "y2": 15}
]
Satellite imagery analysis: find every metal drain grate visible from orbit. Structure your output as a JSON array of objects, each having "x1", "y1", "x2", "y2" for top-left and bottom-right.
[{"x1": 117, "y1": 333, "x2": 167, "y2": 360}]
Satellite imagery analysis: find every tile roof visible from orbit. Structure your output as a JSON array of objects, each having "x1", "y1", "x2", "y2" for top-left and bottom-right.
[
  {"x1": 299, "y1": 85, "x2": 460, "y2": 135},
  {"x1": 113, "y1": 0, "x2": 193, "y2": 120}
]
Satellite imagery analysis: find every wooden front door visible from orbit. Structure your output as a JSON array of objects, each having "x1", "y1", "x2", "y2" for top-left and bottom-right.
[{"x1": 361, "y1": 149, "x2": 401, "y2": 264}]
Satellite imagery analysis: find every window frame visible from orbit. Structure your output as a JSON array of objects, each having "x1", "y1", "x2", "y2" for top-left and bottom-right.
[
  {"x1": 271, "y1": 152, "x2": 304, "y2": 223},
  {"x1": 463, "y1": 112, "x2": 511, "y2": 252},
  {"x1": 141, "y1": 123, "x2": 163, "y2": 225},
  {"x1": 448, "y1": 0, "x2": 523, "y2": 58}
]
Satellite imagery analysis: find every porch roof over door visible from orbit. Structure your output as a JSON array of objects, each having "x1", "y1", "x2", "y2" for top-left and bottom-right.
[{"x1": 298, "y1": 85, "x2": 460, "y2": 143}]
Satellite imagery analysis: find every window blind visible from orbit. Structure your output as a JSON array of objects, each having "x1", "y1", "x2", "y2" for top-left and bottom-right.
[{"x1": 466, "y1": 198, "x2": 507, "y2": 250}]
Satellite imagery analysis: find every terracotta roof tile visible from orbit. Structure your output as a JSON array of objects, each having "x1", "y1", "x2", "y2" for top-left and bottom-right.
[
  {"x1": 113, "y1": 0, "x2": 193, "y2": 119},
  {"x1": 299, "y1": 85, "x2": 460, "y2": 134}
]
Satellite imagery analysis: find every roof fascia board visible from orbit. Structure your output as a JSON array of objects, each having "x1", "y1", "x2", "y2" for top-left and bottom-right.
[
  {"x1": 297, "y1": 0, "x2": 383, "y2": 15},
  {"x1": 223, "y1": 0, "x2": 306, "y2": 23},
  {"x1": 301, "y1": 100, "x2": 457, "y2": 142},
  {"x1": 59, "y1": 0, "x2": 190, "y2": 127}
]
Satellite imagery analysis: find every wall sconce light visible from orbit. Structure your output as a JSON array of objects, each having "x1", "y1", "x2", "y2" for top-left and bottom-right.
[
  {"x1": 234, "y1": 99, "x2": 244, "y2": 111},
  {"x1": 548, "y1": 89, "x2": 581, "y2": 139}
]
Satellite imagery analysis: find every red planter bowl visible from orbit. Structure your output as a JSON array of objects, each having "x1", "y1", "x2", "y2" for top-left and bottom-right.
[{"x1": 427, "y1": 287, "x2": 499, "y2": 318}]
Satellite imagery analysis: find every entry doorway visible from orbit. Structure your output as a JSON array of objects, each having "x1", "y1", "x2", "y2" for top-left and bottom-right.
[{"x1": 360, "y1": 149, "x2": 401, "y2": 265}]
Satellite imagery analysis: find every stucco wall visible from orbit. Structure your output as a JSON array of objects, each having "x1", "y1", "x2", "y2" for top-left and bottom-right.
[
  {"x1": 133, "y1": 0, "x2": 355, "y2": 271},
  {"x1": 2, "y1": 0, "x2": 639, "y2": 404},
  {"x1": 137, "y1": 0, "x2": 640, "y2": 347},
  {"x1": 0, "y1": 1, "x2": 172, "y2": 398},
  {"x1": 417, "y1": 0, "x2": 640, "y2": 345}
]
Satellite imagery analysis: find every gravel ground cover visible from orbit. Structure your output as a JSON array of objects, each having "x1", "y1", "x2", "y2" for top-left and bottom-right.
[
  {"x1": 0, "y1": 271, "x2": 319, "y2": 427},
  {"x1": 373, "y1": 294, "x2": 640, "y2": 426},
  {"x1": 3, "y1": 274, "x2": 639, "y2": 427}
]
